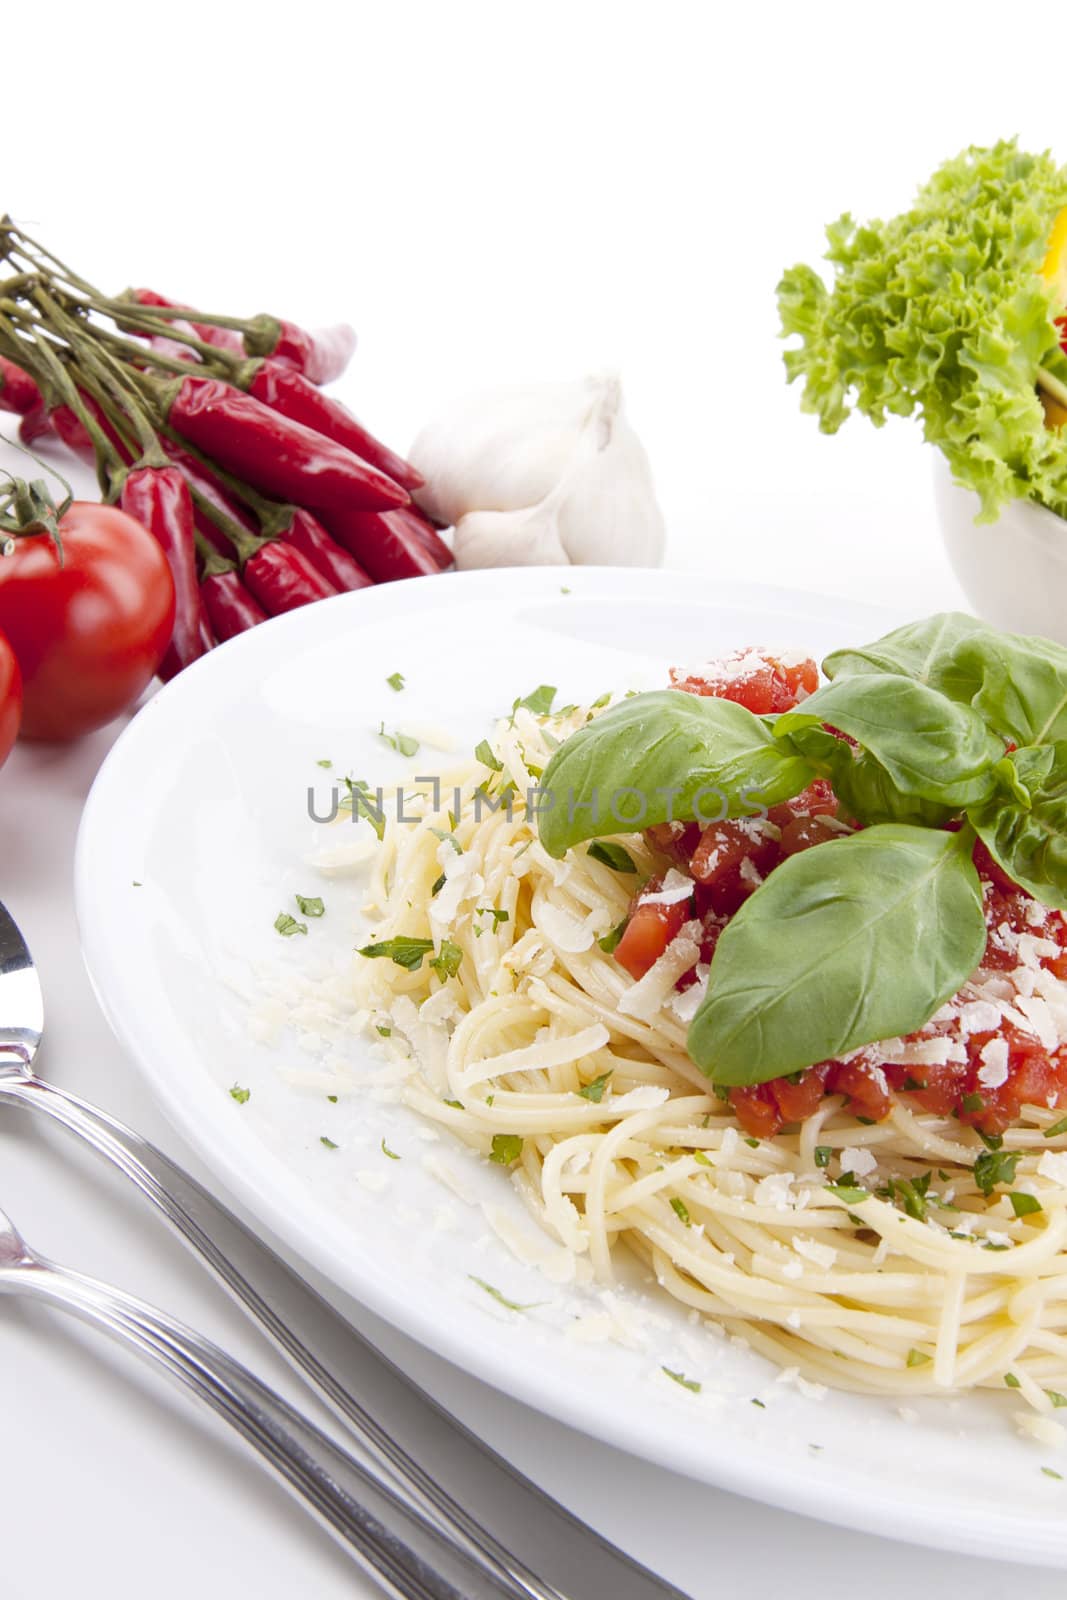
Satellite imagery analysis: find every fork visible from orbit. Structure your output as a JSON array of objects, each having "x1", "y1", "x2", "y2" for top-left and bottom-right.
[
  {"x1": 0, "y1": 1195, "x2": 511, "y2": 1600},
  {"x1": 0, "y1": 899, "x2": 690, "y2": 1600}
]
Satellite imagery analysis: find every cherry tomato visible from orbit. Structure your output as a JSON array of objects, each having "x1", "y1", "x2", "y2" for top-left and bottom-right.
[
  {"x1": 0, "y1": 629, "x2": 22, "y2": 767},
  {"x1": 0, "y1": 503, "x2": 175, "y2": 740}
]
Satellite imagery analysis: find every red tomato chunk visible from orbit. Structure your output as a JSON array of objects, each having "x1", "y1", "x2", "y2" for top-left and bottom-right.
[{"x1": 670, "y1": 647, "x2": 818, "y2": 715}]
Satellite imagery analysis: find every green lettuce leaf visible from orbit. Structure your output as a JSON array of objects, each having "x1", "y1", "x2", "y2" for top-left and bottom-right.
[{"x1": 778, "y1": 140, "x2": 1067, "y2": 522}]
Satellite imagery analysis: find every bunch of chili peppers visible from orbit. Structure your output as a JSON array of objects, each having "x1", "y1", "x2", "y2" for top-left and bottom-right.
[{"x1": 0, "y1": 219, "x2": 451, "y2": 678}]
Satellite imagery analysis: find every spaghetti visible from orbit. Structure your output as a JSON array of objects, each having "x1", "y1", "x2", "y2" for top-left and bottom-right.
[{"x1": 352, "y1": 698, "x2": 1067, "y2": 1426}]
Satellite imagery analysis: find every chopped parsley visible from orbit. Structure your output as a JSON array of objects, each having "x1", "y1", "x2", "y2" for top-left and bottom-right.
[
  {"x1": 490, "y1": 1134, "x2": 523, "y2": 1165},
  {"x1": 431, "y1": 872, "x2": 446, "y2": 896},
  {"x1": 429, "y1": 939, "x2": 463, "y2": 980},
  {"x1": 1042, "y1": 1467, "x2": 1064, "y2": 1481},
  {"x1": 813, "y1": 1146, "x2": 832, "y2": 1169},
  {"x1": 670, "y1": 1197, "x2": 692, "y2": 1227},
  {"x1": 327, "y1": 1094, "x2": 338, "y2": 1103},
  {"x1": 1048, "y1": 1391, "x2": 1067, "y2": 1408},
  {"x1": 1004, "y1": 1372, "x2": 1022, "y2": 1388},
  {"x1": 358, "y1": 936, "x2": 434, "y2": 971},
  {"x1": 377, "y1": 722, "x2": 419, "y2": 757},
  {"x1": 443, "y1": 1098, "x2": 464, "y2": 1109},
  {"x1": 513, "y1": 684, "x2": 557, "y2": 717},
  {"x1": 316, "y1": 758, "x2": 333, "y2": 768},
  {"x1": 961, "y1": 1092, "x2": 986, "y2": 1114},
  {"x1": 376, "y1": 1025, "x2": 392, "y2": 1037},
  {"x1": 295, "y1": 894, "x2": 324, "y2": 918},
  {"x1": 468, "y1": 1275, "x2": 542, "y2": 1312},
  {"x1": 751, "y1": 1398, "x2": 766, "y2": 1409},
  {"x1": 320, "y1": 1135, "x2": 339, "y2": 1150},
  {"x1": 662, "y1": 1368, "x2": 701, "y2": 1393},
  {"x1": 885, "y1": 1173, "x2": 931, "y2": 1223},
  {"x1": 381, "y1": 1137, "x2": 401, "y2": 1160},
  {"x1": 1009, "y1": 1191, "x2": 1043, "y2": 1218},
  {"x1": 430, "y1": 826, "x2": 462, "y2": 854},
  {"x1": 973, "y1": 1149, "x2": 1022, "y2": 1197},
  {"x1": 560, "y1": 585, "x2": 572, "y2": 595},
  {"x1": 597, "y1": 917, "x2": 629, "y2": 954},
  {"x1": 587, "y1": 840, "x2": 638, "y2": 873},
  {"x1": 578, "y1": 1071, "x2": 612, "y2": 1104},
  {"x1": 474, "y1": 739, "x2": 503, "y2": 772},
  {"x1": 229, "y1": 1084, "x2": 250, "y2": 1105},
  {"x1": 743, "y1": 1137, "x2": 760, "y2": 1149},
  {"x1": 343, "y1": 777, "x2": 385, "y2": 840},
  {"x1": 906, "y1": 1348, "x2": 931, "y2": 1367},
  {"x1": 386, "y1": 671, "x2": 405, "y2": 692},
  {"x1": 275, "y1": 912, "x2": 308, "y2": 937},
  {"x1": 1046, "y1": 1116, "x2": 1067, "y2": 1139},
  {"x1": 827, "y1": 1183, "x2": 869, "y2": 1206},
  {"x1": 476, "y1": 906, "x2": 510, "y2": 929},
  {"x1": 976, "y1": 1127, "x2": 1004, "y2": 1151}
]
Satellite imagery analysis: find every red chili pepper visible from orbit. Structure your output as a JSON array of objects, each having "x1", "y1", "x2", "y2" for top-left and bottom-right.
[
  {"x1": 251, "y1": 319, "x2": 356, "y2": 384},
  {"x1": 403, "y1": 511, "x2": 453, "y2": 571},
  {"x1": 320, "y1": 505, "x2": 447, "y2": 582},
  {"x1": 164, "y1": 375, "x2": 408, "y2": 516},
  {"x1": 0, "y1": 355, "x2": 43, "y2": 417},
  {"x1": 50, "y1": 393, "x2": 134, "y2": 467},
  {"x1": 131, "y1": 289, "x2": 243, "y2": 354},
  {"x1": 121, "y1": 463, "x2": 207, "y2": 680},
  {"x1": 201, "y1": 567, "x2": 269, "y2": 642},
  {"x1": 163, "y1": 437, "x2": 260, "y2": 557},
  {"x1": 281, "y1": 508, "x2": 372, "y2": 592},
  {"x1": 18, "y1": 401, "x2": 53, "y2": 447},
  {"x1": 242, "y1": 540, "x2": 339, "y2": 616},
  {"x1": 247, "y1": 360, "x2": 422, "y2": 491}
]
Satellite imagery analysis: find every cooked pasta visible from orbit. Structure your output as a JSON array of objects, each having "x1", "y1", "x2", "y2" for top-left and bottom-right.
[{"x1": 351, "y1": 699, "x2": 1067, "y2": 1424}]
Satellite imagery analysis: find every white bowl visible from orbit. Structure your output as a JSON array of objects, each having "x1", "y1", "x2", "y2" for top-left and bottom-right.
[{"x1": 934, "y1": 451, "x2": 1067, "y2": 642}]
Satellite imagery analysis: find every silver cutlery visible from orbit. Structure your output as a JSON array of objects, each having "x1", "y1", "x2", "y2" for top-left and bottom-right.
[
  {"x1": 0, "y1": 1196, "x2": 510, "y2": 1600},
  {"x1": 0, "y1": 900, "x2": 692, "y2": 1600}
]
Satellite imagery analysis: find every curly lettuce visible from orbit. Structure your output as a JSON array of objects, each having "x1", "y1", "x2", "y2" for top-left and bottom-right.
[{"x1": 778, "y1": 140, "x2": 1067, "y2": 522}]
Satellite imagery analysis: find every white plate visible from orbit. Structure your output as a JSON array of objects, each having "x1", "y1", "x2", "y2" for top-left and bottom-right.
[{"x1": 75, "y1": 567, "x2": 1067, "y2": 1569}]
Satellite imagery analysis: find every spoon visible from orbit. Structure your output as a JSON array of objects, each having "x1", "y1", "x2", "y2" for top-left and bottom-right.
[
  {"x1": 0, "y1": 900, "x2": 691, "y2": 1600},
  {"x1": 0, "y1": 1191, "x2": 507, "y2": 1600}
]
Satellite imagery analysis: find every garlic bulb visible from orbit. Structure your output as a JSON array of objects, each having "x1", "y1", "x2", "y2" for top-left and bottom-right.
[{"x1": 408, "y1": 374, "x2": 665, "y2": 569}]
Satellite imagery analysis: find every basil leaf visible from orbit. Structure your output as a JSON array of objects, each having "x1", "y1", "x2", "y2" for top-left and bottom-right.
[
  {"x1": 823, "y1": 612, "x2": 987, "y2": 697},
  {"x1": 537, "y1": 690, "x2": 815, "y2": 858},
  {"x1": 826, "y1": 613, "x2": 1067, "y2": 748},
  {"x1": 776, "y1": 674, "x2": 1003, "y2": 808},
  {"x1": 587, "y1": 841, "x2": 639, "y2": 873},
  {"x1": 688, "y1": 825, "x2": 986, "y2": 1084},
  {"x1": 781, "y1": 722, "x2": 957, "y2": 828},
  {"x1": 951, "y1": 630, "x2": 1067, "y2": 747},
  {"x1": 968, "y1": 743, "x2": 1067, "y2": 910}
]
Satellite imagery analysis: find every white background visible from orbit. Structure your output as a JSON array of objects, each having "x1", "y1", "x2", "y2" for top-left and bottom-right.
[{"x1": 1, "y1": 2, "x2": 1063, "y2": 1595}]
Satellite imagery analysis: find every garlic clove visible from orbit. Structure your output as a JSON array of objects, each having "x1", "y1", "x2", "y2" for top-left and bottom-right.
[
  {"x1": 452, "y1": 504, "x2": 569, "y2": 569},
  {"x1": 409, "y1": 377, "x2": 620, "y2": 526},
  {"x1": 554, "y1": 381, "x2": 666, "y2": 567}
]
